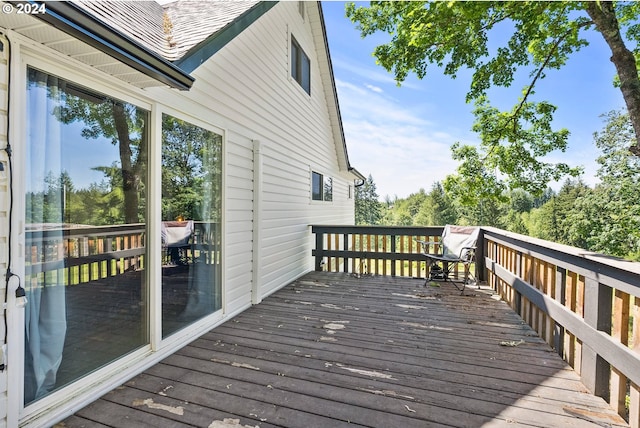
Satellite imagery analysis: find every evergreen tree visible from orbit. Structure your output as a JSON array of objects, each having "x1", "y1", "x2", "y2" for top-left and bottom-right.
[
  {"x1": 355, "y1": 174, "x2": 382, "y2": 225},
  {"x1": 567, "y1": 111, "x2": 640, "y2": 259}
]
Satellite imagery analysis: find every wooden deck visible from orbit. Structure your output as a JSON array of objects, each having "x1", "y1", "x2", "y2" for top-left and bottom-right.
[{"x1": 60, "y1": 272, "x2": 629, "y2": 428}]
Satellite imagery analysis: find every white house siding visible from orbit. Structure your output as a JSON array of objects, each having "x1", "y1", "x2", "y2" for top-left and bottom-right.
[
  {"x1": 156, "y1": 1, "x2": 356, "y2": 307},
  {"x1": 224, "y1": 131, "x2": 255, "y2": 314},
  {"x1": 0, "y1": 34, "x2": 8, "y2": 428}
]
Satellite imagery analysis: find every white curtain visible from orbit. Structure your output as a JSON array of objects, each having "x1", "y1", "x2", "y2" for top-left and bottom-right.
[{"x1": 24, "y1": 70, "x2": 67, "y2": 403}]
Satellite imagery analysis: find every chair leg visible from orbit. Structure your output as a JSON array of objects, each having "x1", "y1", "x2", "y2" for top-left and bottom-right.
[
  {"x1": 464, "y1": 263, "x2": 479, "y2": 289},
  {"x1": 423, "y1": 260, "x2": 433, "y2": 286},
  {"x1": 446, "y1": 262, "x2": 466, "y2": 295}
]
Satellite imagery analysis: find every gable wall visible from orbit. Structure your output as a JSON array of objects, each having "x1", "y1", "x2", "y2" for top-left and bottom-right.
[{"x1": 177, "y1": 1, "x2": 355, "y2": 307}]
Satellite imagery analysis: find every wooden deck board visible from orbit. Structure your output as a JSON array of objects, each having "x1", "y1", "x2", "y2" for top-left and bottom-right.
[{"x1": 61, "y1": 272, "x2": 629, "y2": 428}]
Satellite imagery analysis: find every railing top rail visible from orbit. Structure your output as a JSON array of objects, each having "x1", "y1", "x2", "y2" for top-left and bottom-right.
[
  {"x1": 481, "y1": 226, "x2": 640, "y2": 295},
  {"x1": 311, "y1": 225, "x2": 444, "y2": 235},
  {"x1": 25, "y1": 223, "x2": 147, "y2": 240}
]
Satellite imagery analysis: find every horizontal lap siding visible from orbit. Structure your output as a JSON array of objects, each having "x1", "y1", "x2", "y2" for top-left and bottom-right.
[
  {"x1": 180, "y1": 3, "x2": 355, "y2": 306},
  {"x1": 225, "y1": 132, "x2": 254, "y2": 315}
]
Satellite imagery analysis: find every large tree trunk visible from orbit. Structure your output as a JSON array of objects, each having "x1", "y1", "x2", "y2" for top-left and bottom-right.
[
  {"x1": 586, "y1": 1, "x2": 640, "y2": 155},
  {"x1": 112, "y1": 102, "x2": 139, "y2": 223}
]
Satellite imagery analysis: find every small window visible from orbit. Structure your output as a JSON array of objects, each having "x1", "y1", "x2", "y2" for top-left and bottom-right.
[
  {"x1": 291, "y1": 36, "x2": 310, "y2": 94},
  {"x1": 298, "y1": 1, "x2": 305, "y2": 19},
  {"x1": 312, "y1": 171, "x2": 332, "y2": 201}
]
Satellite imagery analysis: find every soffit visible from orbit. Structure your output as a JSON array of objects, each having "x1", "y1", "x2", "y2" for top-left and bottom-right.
[{"x1": 0, "y1": 7, "x2": 164, "y2": 88}]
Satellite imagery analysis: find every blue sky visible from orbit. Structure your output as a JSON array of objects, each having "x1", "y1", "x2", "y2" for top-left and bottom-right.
[{"x1": 321, "y1": 2, "x2": 627, "y2": 200}]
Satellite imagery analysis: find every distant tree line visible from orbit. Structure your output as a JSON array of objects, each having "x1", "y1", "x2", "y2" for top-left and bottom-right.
[{"x1": 356, "y1": 110, "x2": 640, "y2": 261}]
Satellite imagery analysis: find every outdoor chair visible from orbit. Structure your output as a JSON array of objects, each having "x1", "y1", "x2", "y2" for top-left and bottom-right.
[
  {"x1": 416, "y1": 225, "x2": 480, "y2": 294},
  {"x1": 161, "y1": 220, "x2": 194, "y2": 265}
]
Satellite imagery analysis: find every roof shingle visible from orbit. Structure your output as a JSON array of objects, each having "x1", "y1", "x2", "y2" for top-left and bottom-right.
[
  {"x1": 75, "y1": 0, "x2": 258, "y2": 63},
  {"x1": 163, "y1": 1, "x2": 259, "y2": 61}
]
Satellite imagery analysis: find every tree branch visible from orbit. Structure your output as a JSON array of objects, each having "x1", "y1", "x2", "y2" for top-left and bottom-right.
[{"x1": 513, "y1": 19, "x2": 593, "y2": 121}]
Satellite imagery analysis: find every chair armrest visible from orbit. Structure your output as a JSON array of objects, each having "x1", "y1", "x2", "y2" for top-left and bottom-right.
[
  {"x1": 415, "y1": 239, "x2": 439, "y2": 254},
  {"x1": 458, "y1": 246, "x2": 477, "y2": 261}
]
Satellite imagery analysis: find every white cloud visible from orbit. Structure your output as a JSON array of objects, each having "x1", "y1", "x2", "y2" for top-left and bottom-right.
[
  {"x1": 336, "y1": 79, "x2": 432, "y2": 127},
  {"x1": 332, "y1": 56, "x2": 424, "y2": 90},
  {"x1": 335, "y1": 78, "x2": 465, "y2": 199},
  {"x1": 365, "y1": 84, "x2": 383, "y2": 93}
]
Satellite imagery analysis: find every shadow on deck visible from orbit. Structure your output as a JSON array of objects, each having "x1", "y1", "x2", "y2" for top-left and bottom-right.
[{"x1": 61, "y1": 271, "x2": 628, "y2": 428}]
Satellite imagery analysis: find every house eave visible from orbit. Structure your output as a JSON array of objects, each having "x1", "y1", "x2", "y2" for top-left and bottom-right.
[{"x1": 17, "y1": 0, "x2": 194, "y2": 90}]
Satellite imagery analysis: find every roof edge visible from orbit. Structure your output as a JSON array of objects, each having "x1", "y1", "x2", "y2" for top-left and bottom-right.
[
  {"x1": 174, "y1": 1, "x2": 277, "y2": 73},
  {"x1": 22, "y1": 0, "x2": 194, "y2": 90},
  {"x1": 316, "y1": 1, "x2": 360, "y2": 180}
]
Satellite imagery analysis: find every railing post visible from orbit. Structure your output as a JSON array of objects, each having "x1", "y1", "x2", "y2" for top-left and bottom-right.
[
  {"x1": 554, "y1": 267, "x2": 566, "y2": 358},
  {"x1": 476, "y1": 228, "x2": 485, "y2": 281},
  {"x1": 582, "y1": 277, "x2": 612, "y2": 400},
  {"x1": 342, "y1": 233, "x2": 348, "y2": 273},
  {"x1": 314, "y1": 229, "x2": 324, "y2": 271}
]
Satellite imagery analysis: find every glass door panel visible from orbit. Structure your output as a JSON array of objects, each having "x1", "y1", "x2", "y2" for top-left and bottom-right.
[
  {"x1": 24, "y1": 68, "x2": 149, "y2": 405},
  {"x1": 161, "y1": 114, "x2": 222, "y2": 337}
]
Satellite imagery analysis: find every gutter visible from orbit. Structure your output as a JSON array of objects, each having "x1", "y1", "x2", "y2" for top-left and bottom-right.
[
  {"x1": 16, "y1": 1, "x2": 194, "y2": 90},
  {"x1": 349, "y1": 167, "x2": 366, "y2": 186}
]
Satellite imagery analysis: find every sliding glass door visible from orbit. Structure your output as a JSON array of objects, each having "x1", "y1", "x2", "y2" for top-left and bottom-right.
[
  {"x1": 22, "y1": 67, "x2": 224, "y2": 406},
  {"x1": 24, "y1": 67, "x2": 149, "y2": 404}
]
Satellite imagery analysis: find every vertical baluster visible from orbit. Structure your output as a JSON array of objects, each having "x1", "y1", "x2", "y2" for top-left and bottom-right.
[
  {"x1": 351, "y1": 234, "x2": 357, "y2": 273},
  {"x1": 554, "y1": 266, "x2": 566, "y2": 358},
  {"x1": 382, "y1": 235, "x2": 387, "y2": 276},
  {"x1": 334, "y1": 233, "x2": 339, "y2": 272},
  {"x1": 536, "y1": 260, "x2": 546, "y2": 340},
  {"x1": 98, "y1": 236, "x2": 105, "y2": 279},
  {"x1": 575, "y1": 275, "x2": 585, "y2": 375},
  {"x1": 325, "y1": 233, "x2": 331, "y2": 272},
  {"x1": 390, "y1": 234, "x2": 396, "y2": 277},
  {"x1": 566, "y1": 271, "x2": 578, "y2": 369},
  {"x1": 407, "y1": 236, "x2": 414, "y2": 277},
  {"x1": 400, "y1": 236, "x2": 405, "y2": 277},
  {"x1": 544, "y1": 262, "x2": 555, "y2": 347}
]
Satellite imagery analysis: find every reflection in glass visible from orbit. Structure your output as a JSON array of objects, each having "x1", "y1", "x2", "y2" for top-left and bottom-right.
[
  {"x1": 312, "y1": 171, "x2": 322, "y2": 201},
  {"x1": 324, "y1": 176, "x2": 333, "y2": 202},
  {"x1": 161, "y1": 115, "x2": 222, "y2": 337},
  {"x1": 24, "y1": 68, "x2": 148, "y2": 405}
]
